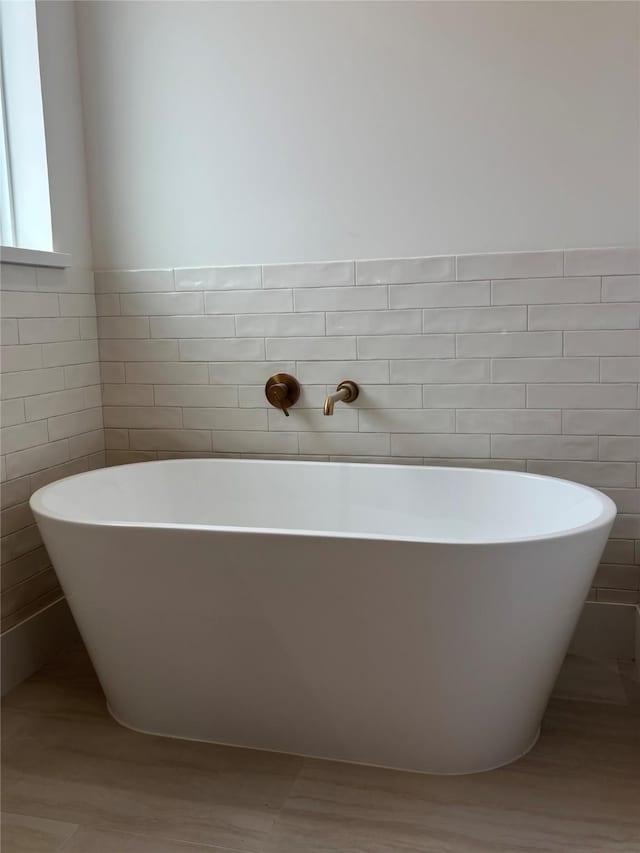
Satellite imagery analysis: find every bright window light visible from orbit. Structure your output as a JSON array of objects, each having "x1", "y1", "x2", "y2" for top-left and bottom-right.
[{"x1": 0, "y1": 0, "x2": 53, "y2": 252}]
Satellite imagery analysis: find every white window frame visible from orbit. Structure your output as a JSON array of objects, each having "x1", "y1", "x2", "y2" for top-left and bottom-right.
[
  {"x1": 0, "y1": 0, "x2": 69, "y2": 268},
  {"x1": 0, "y1": 73, "x2": 14, "y2": 247}
]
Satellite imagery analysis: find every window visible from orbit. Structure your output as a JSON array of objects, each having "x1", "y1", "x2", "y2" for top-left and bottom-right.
[{"x1": 0, "y1": 0, "x2": 53, "y2": 253}]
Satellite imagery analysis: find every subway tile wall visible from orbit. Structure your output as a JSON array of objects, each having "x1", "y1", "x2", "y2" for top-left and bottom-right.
[
  {"x1": 1, "y1": 248, "x2": 637, "y2": 631},
  {"x1": 0, "y1": 263, "x2": 105, "y2": 631},
  {"x1": 95, "y1": 248, "x2": 640, "y2": 604}
]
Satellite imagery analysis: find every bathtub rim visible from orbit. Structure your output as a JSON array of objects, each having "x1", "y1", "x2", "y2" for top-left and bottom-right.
[{"x1": 29, "y1": 458, "x2": 617, "y2": 547}]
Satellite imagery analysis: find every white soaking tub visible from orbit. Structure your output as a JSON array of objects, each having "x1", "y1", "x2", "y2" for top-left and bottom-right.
[{"x1": 31, "y1": 459, "x2": 615, "y2": 774}]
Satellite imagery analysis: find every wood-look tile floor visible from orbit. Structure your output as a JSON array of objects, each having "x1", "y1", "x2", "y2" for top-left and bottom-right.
[{"x1": 2, "y1": 646, "x2": 639, "y2": 853}]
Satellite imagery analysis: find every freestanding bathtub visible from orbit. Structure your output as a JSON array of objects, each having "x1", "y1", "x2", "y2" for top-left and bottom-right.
[{"x1": 31, "y1": 459, "x2": 615, "y2": 774}]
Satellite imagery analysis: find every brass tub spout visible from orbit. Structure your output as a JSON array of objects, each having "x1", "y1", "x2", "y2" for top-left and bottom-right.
[{"x1": 324, "y1": 381, "x2": 359, "y2": 415}]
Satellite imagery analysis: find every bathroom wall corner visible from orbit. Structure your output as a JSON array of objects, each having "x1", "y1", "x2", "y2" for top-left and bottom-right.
[
  {"x1": 1, "y1": 598, "x2": 80, "y2": 696},
  {"x1": 569, "y1": 601, "x2": 637, "y2": 662}
]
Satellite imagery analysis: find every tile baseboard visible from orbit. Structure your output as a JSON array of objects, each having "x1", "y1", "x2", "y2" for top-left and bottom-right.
[{"x1": 1, "y1": 597, "x2": 80, "y2": 696}]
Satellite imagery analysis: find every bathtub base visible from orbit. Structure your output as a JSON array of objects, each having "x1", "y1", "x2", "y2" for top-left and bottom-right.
[
  {"x1": 42, "y1": 522, "x2": 605, "y2": 774},
  {"x1": 106, "y1": 702, "x2": 542, "y2": 776},
  {"x1": 41, "y1": 522, "x2": 601, "y2": 774}
]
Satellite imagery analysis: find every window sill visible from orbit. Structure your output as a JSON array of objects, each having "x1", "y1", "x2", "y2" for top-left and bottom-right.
[{"x1": 1, "y1": 246, "x2": 71, "y2": 269}]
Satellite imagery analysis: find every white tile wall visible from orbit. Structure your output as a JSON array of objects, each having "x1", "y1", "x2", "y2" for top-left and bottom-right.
[
  {"x1": 456, "y1": 250, "x2": 564, "y2": 281},
  {"x1": 93, "y1": 248, "x2": 640, "y2": 605},
  {"x1": 5, "y1": 248, "x2": 638, "y2": 619},
  {"x1": 356, "y1": 256, "x2": 455, "y2": 285},
  {"x1": 1, "y1": 263, "x2": 105, "y2": 632},
  {"x1": 175, "y1": 265, "x2": 261, "y2": 291}
]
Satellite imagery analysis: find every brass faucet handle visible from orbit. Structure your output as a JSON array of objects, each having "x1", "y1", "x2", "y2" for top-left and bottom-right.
[
  {"x1": 267, "y1": 382, "x2": 288, "y2": 412},
  {"x1": 266, "y1": 382, "x2": 290, "y2": 415},
  {"x1": 265, "y1": 373, "x2": 300, "y2": 416}
]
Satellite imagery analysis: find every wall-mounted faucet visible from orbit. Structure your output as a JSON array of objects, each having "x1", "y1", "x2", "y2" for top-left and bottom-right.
[{"x1": 324, "y1": 381, "x2": 359, "y2": 415}]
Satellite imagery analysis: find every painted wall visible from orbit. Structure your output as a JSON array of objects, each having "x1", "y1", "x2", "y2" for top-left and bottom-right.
[{"x1": 76, "y1": 1, "x2": 640, "y2": 271}]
